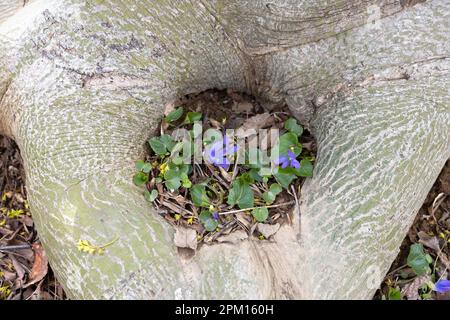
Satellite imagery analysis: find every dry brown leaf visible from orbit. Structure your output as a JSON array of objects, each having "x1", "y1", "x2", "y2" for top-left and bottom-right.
[
  {"x1": 431, "y1": 193, "x2": 446, "y2": 216},
  {"x1": 2, "y1": 270, "x2": 16, "y2": 281},
  {"x1": 174, "y1": 227, "x2": 197, "y2": 251},
  {"x1": 401, "y1": 274, "x2": 430, "y2": 300},
  {"x1": 20, "y1": 215, "x2": 34, "y2": 227},
  {"x1": 173, "y1": 195, "x2": 187, "y2": 206},
  {"x1": 216, "y1": 230, "x2": 248, "y2": 244},
  {"x1": 163, "y1": 99, "x2": 177, "y2": 116},
  {"x1": 16, "y1": 247, "x2": 34, "y2": 262},
  {"x1": 418, "y1": 231, "x2": 440, "y2": 251},
  {"x1": 24, "y1": 243, "x2": 48, "y2": 288},
  {"x1": 256, "y1": 223, "x2": 280, "y2": 239},
  {"x1": 235, "y1": 212, "x2": 252, "y2": 230},
  {"x1": 8, "y1": 254, "x2": 25, "y2": 281},
  {"x1": 232, "y1": 101, "x2": 253, "y2": 114},
  {"x1": 209, "y1": 118, "x2": 222, "y2": 129},
  {"x1": 237, "y1": 113, "x2": 274, "y2": 137}
]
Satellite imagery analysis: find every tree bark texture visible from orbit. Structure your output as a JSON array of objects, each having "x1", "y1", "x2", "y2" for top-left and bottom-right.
[{"x1": 0, "y1": 0, "x2": 449, "y2": 299}]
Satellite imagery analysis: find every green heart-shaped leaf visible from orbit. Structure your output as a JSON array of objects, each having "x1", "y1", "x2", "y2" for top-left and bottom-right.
[
  {"x1": 252, "y1": 207, "x2": 269, "y2": 222},
  {"x1": 407, "y1": 244, "x2": 431, "y2": 276},
  {"x1": 164, "y1": 107, "x2": 184, "y2": 123},
  {"x1": 284, "y1": 118, "x2": 303, "y2": 136}
]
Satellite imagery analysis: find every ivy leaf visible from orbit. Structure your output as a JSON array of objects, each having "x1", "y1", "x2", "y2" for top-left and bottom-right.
[
  {"x1": 148, "y1": 137, "x2": 167, "y2": 155},
  {"x1": 191, "y1": 184, "x2": 210, "y2": 207},
  {"x1": 199, "y1": 211, "x2": 218, "y2": 232},
  {"x1": 184, "y1": 112, "x2": 202, "y2": 124},
  {"x1": 227, "y1": 180, "x2": 254, "y2": 209},
  {"x1": 274, "y1": 169, "x2": 297, "y2": 189},
  {"x1": 133, "y1": 172, "x2": 148, "y2": 186},
  {"x1": 164, "y1": 107, "x2": 184, "y2": 123},
  {"x1": 407, "y1": 244, "x2": 431, "y2": 276},
  {"x1": 284, "y1": 118, "x2": 303, "y2": 136},
  {"x1": 144, "y1": 189, "x2": 158, "y2": 202},
  {"x1": 252, "y1": 207, "x2": 269, "y2": 222}
]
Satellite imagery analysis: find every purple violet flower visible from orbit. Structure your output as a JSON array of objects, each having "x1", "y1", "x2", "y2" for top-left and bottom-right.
[
  {"x1": 212, "y1": 212, "x2": 219, "y2": 221},
  {"x1": 205, "y1": 136, "x2": 238, "y2": 169},
  {"x1": 275, "y1": 150, "x2": 300, "y2": 169},
  {"x1": 434, "y1": 279, "x2": 450, "y2": 293}
]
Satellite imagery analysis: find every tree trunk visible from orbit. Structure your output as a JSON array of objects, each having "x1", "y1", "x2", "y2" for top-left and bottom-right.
[{"x1": 0, "y1": 0, "x2": 448, "y2": 299}]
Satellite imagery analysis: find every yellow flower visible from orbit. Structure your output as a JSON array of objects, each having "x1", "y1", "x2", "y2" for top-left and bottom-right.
[
  {"x1": 159, "y1": 162, "x2": 169, "y2": 175},
  {"x1": 7, "y1": 209, "x2": 24, "y2": 219},
  {"x1": 187, "y1": 217, "x2": 194, "y2": 225},
  {"x1": 77, "y1": 236, "x2": 119, "y2": 255},
  {"x1": 174, "y1": 214, "x2": 181, "y2": 221},
  {"x1": 77, "y1": 239, "x2": 97, "y2": 254},
  {"x1": 0, "y1": 285, "x2": 11, "y2": 299}
]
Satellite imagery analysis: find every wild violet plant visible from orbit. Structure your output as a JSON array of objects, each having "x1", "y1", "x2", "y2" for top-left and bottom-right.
[{"x1": 133, "y1": 107, "x2": 314, "y2": 241}]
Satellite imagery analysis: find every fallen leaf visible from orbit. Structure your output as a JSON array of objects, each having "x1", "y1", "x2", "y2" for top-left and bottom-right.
[
  {"x1": 163, "y1": 99, "x2": 177, "y2": 116},
  {"x1": 24, "y1": 243, "x2": 48, "y2": 288},
  {"x1": 8, "y1": 254, "x2": 25, "y2": 281},
  {"x1": 418, "y1": 231, "x2": 440, "y2": 251},
  {"x1": 19, "y1": 215, "x2": 34, "y2": 227},
  {"x1": 216, "y1": 230, "x2": 248, "y2": 244},
  {"x1": 226, "y1": 89, "x2": 245, "y2": 102},
  {"x1": 173, "y1": 195, "x2": 187, "y2": 207},
  {"x1": 2, "y1": 270, "x2": 16, "y2": 281},
  {"x1": 235, "y1": 212, "x2": 252, "y2": 231},
  {"x1": 431, "y1": 193, "x2": 446, "y2": 216},
  {"x1": 14, "y1": 193, "x2": 26, "y2": 203},
  {"x1": 256, "y1": 223, "x2": 280, "y2": 239},
  {"x1": 209, "y1": 118, "x2": 222, "y2": 129},
  {"x1": 401, "y1": 274, "x2": 430, "y2": 300},
  {"x1": 232, "y1": 101, "x2": 253, "y2": 114},
  {"x1": 174, "y1": 227, "x2": 197, "y2": 251},
  {"x1": 237, "y1": 113, "x2": 274, "y2": 137}
]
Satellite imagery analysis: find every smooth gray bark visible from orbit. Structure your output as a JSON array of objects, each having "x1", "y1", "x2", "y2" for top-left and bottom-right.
[{"x1": 0, "y1": 0, "x2": 449, "y2": 299}]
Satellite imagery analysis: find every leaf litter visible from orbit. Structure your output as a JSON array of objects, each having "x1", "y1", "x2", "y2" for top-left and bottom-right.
[
  {"x1": 376, "y1": 159, "x2": 450, "y2": 300},
  {"x1": 0, "y1": 136, "x2": 65, "y2": 300}
]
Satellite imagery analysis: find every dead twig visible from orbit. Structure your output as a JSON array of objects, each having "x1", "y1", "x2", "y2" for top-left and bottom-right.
[
  {"x1": 218, "y1": 201, "x2": 295, "y2": 216},
  {"x1": 0, "y1": 244, "x2": 31, "y2": 251}
]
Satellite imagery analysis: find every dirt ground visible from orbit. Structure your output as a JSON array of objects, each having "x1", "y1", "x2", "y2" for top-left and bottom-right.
[{"x1": 0, "y1": 136, "x2": 448, "y2": 300}]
